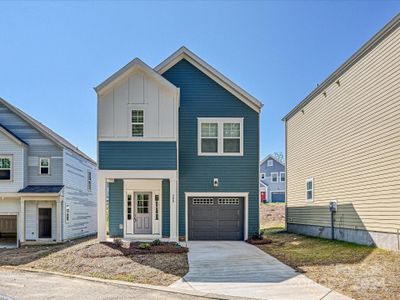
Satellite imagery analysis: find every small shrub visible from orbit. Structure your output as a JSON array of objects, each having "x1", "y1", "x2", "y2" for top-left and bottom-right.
[
  {"x1": 175, "y1": 243, "x2": 182, "y2": 249},
  {"x1": 251, "y1": 232, "x2": 263, "y2": 240},
  {"x1": 114, "y1": 238, "x2": 123, "y2": 247},
  {"x1": 151, "y1": 239, "x2": 161, "y2": 246},
  {"x1": 138, "y1": 242, "x2": 151, "y2": 250}
]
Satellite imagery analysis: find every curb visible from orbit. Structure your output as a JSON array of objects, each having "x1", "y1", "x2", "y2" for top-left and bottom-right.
[{"x1": 0, "y1": 266, "x2": 247, "y2": 300}]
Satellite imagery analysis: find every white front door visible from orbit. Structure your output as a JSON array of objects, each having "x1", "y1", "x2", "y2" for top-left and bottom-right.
[{"x1": 134, "y1": 193, "x2": 152, "y2": 234}]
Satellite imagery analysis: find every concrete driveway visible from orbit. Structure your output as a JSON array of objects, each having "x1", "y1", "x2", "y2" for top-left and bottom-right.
[{"x1": 170, "y1": 241, "x2": 350, "y2": 300}]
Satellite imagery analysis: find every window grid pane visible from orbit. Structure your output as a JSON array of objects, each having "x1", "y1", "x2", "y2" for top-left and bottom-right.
[
  {"x1": 223, "y1": 123, "x2": 240, "y2": 137},
  {"x1": 201, "y1": 123, "x2": 218, "y2": 137}
]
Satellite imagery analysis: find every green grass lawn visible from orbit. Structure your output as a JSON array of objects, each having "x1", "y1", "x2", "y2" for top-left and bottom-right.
[{"x1": 257, "y1": 228, "x2": 400, "y2": 300}]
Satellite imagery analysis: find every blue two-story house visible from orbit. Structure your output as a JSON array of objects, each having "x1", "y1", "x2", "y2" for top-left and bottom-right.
[
  {"x1": 96, "y1": 47, "x2": 263, "y2": 242},
  {"x1": 260, "y1": 154, "x2": 285, "y2": 203},
  {"x1": 0, "y1": 98, "x2": 97, "y2": 248}
]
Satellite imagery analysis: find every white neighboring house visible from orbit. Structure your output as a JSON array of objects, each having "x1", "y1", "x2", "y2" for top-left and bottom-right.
[{"x1": 0, "y1": 97, "x2": 97, "y2": 248}]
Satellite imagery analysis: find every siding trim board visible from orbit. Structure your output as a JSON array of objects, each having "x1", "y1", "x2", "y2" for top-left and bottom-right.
[{"x1": 283, "y1": 13, "x2": 400, "y2": 121}]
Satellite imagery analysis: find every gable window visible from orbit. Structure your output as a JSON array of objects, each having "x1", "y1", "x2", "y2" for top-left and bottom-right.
[
  {"x1": 39, "y1": 158, "x2": 50, "y2": 175},
  {"x1": 131, "y1": 110, "x2": 144, "y2": 137},
  {"x1": 198, "y1": 118, "x2": 243, "y2": 156},
  {"x1": 306, "y1": 178, "x2": 314, "y2": 201},
  {"x1": 271, "y1": 172, "x2": 278, "y2": 182},
  {"x1": 87, "y1": 170, "x2": 92, "y2": 192},
  {"x1": 0, "y1": 156, "x2": 12, "y2": 180},
  {"x1": 260, "y1": 173, "x2": 266, "y2": 180},
  {"x1": 280, "y1": 172, "x2": 286, "y2": 182},
  {"x1": 267, "y1": 160, "x2": 273, "y2": 167}
]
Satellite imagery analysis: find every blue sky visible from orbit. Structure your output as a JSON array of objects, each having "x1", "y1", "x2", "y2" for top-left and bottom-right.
[{"x1": 0, "y1": 1, "x2": 398, "y2": 160}]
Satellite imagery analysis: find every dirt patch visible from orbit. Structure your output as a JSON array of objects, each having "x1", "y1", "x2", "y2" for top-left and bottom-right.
[
  {"x1": 0, "y1": 238, "x2": 189, "y2": 286},
  {"x1": 258, "y1": 228, "x2": 400, "y2": 300},
  {"x1": 246, "y1": 238, "x2": 272, "y2": 245},
  {"x1": 260, "y1": 203, "x2": 285, "y2": 229}
]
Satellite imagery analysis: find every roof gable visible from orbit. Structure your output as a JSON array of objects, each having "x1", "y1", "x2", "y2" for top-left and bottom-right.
[
  {"x1": 260, "y1": 154, "x2": 285, "y2": 167},
  {"x1": 0, "y1": 98, "x2": 95, "y2": 164},
  {"x1": 95, "y1": 58, "x2": 178, "y2": 95},
  {"x1": 155, "y1": 47, "x2": 263, "y2": 113}
]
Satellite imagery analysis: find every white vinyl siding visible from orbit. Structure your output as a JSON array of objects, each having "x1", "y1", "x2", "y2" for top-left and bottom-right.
[
  {"x1": 62, "y1": 149, "x2": 97, "y2": 240},
  {"x1": 286, "y1": 25, "x2": 400, "y2": 233},
  {"x1": 0, "y1": 131, "x2": 24, "y2": 192}
]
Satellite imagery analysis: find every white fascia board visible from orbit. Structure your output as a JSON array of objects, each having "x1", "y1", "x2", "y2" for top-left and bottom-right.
[
  {"x1": 154, "y1": 46, "x2": 263, "y2": 113},
  {"x1": 95, "y1": 58, "x2": 179, "y2": 96}
]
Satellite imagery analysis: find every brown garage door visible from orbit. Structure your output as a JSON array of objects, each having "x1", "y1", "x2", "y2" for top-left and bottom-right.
[{"x1": 188, "y1": 197, "x2": 244, "y2": 240}]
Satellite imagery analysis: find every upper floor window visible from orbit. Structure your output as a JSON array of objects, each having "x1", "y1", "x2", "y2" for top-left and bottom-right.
[
  {"x1": 65, "y1": 204, "x2": 70, "y2": 223},
  {"x1": 131, "y1": 110, "x2": 144, "y2": 137},
  {"x1": 280, "y1": 172, "x2": 286, "y2": 182},
  {"x1": 306, "y1": 178, "x2": 314, "y2": 201},
  {"x1": 39, "y1": 158, "x2": 50, "y2": 175},
  {"x1": 198, "y1": 118, "x2": 243, "y2": 156},
  {"x1": 267, "y1": 159, "x2": 273, "y2": 167},
  {"x1": 0, "y1": 156, "x2": 12, "y2": 181},
  {"x1": 87, "y1": 170, "x2": 92, "y2": 192},
  {"x1": 271, "y1": 172, "x2": 278, "y2": 182},
  {"x1": 260, "y1": 173, "x2": 266, "y2": 180}
]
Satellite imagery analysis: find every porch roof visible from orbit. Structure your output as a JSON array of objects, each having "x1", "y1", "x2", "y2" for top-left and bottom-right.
[{"x1": 19, "y1": 185, "x2": 64, "y2": 194}]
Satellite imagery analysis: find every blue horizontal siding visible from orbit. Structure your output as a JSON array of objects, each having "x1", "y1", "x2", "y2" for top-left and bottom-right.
[
  {"x1": 108, "y1": 179, "x2": 123, "y2": 237},
  {"x1": 99, "y1": 141, "x2": 177, "y2": 170},
  {"x1": 162, "y1": 179, "x2": 170, "y2": 238},
  {"x1": 162, "y1": 59, "x2": 260, "y2": 238}
]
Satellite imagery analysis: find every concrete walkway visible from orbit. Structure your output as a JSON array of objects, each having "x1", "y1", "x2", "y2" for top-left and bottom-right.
[{"x1": 170, "y1": 241, "x2": 350, "y2": 300}]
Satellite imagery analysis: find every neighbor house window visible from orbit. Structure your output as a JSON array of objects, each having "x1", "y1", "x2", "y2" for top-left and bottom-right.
[
  {"x1": 131, "y1": 109, "x2": 144, "y2": 137},
  {"x1": 87, "y1": 170, "x2": 92, "y2": 192},
  {"x1": 198, "y1": 118, "x2": 243, "y2": 156},
  {"x1": 267, "y1": 159, "x2": 273, "y2": 166},
  {"x1": 271, "y1": 172, "x2": 278, "y2": 182},
  {"x1": 306, "y1": 178, "x2": 314, "y2": 201},
  {"x1": 39, "y1": 157, "x2": 50, "y2": 175},
  {"x1": 280, "y1": 172, "x2": 286, "y2": 182},
  {"x1": 260, "y1": 173, "x2": 266, "y2": 180},
  {"x1": 0, "y1": 156, "x2": 11, "y2": 180},
  {"x1": 65, "y1": 204, "x2": 70, "y2": 223},
  {"x1": 155, "y1": 194, "x2": 160, "y2": 221}
]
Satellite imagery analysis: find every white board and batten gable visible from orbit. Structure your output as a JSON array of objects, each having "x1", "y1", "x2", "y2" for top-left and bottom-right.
[{"x1": 96, "y1": 58, "x2": 180, "y2": 141}]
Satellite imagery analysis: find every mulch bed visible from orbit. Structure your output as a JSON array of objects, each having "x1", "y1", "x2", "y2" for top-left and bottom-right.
[
  {"x1": 246, "y1": 238, "x2": 272, "y2": 245},
  {"x1": 81, "y1": 241, "x2": 188, "y2": 258}
]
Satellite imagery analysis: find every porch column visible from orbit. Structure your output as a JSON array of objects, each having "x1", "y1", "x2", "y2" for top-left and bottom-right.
[
  {"x1": 169, "y1": 177, "x2": 178, "y2": 242},
  {"x1": 19, "y1": 198, "x2": 25, "y2": 243},
  {"x1": 97, "y1": 173, "x2": 107, "y2": 241},
  {"x1": 56, "y1": 198, "x2": 62, "y2": 242}
]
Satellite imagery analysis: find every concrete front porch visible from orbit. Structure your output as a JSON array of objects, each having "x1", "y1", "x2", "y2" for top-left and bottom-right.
[
  {"x1": 97, "y1": 170, "x2": 179, "y2": 243},
  {"x1": 171, "y1": 241, "x2": 350, "y2": 300}
]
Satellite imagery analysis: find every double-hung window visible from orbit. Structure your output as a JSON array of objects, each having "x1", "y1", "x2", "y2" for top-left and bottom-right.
[
  {"x1": 131, "y1": 109, "x2": 144, "y2": 137},
  {"x1": 280, "y1": 172, "x2": 286, "y2": 182},
  {"x1": 39, "y1": 158, "x2": 50, "y2": 175},
  {"x1": 271, "y1": 172, "x2": 278, "y2": 182},
  {"x1": 0, "y1": 156, "x2": 12, "y2": 180},
  {"x1": 198, "y1": 118, "x2": 243, "y2": 156},
  {"x1": 306, "y1": 178, "x2": 314, "y2": 201}
]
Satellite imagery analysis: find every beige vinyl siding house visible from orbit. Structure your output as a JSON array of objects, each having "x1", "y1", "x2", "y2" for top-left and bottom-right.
[{"x1": 283, "y1": 14, "x2": 400, "y2": 251}]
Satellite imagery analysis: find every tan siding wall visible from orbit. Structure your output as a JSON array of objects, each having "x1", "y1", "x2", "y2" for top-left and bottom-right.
[{"x1": 286, "y1": 26, "x2": 400, "y2": 234}]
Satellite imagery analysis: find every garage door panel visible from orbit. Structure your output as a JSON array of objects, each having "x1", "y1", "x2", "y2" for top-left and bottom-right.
[{"x1": 188, "y1": 197, "x2": 244, "y2": 241}]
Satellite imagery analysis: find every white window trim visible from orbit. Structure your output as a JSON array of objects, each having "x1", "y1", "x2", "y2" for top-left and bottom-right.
[
  {"x1": 271, "y1": 172, "x2": 278, "y2": 183},
  {"x1": 260, "y1": 173, "x2": 266, "y2": 180},
  {"x1": 267, "y1": 159, "x2": 273, "y2": 166},
  {"x1": 131, "y1": 109, "x2": 145, "y2": 137},
  {"x1": 197, "y1": 117, "x2": 244, "y2": 156},
  {"x1": 0, "y1": 154, "x2": 13, "y2": 181},
  {"x1": 280, "y1": 172, "x2": 286, "y2": 182},
  {"x1": 39, "y1": 157, "x2": 51, "y2": 175},
  {"x1": 306, "y1": 178, "x2": 314, "y2": 202}
]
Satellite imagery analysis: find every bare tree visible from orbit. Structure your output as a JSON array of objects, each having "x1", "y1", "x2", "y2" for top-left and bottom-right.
[{"x1": 274, "y1": 152, "x2": 285, "y2": 163}]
